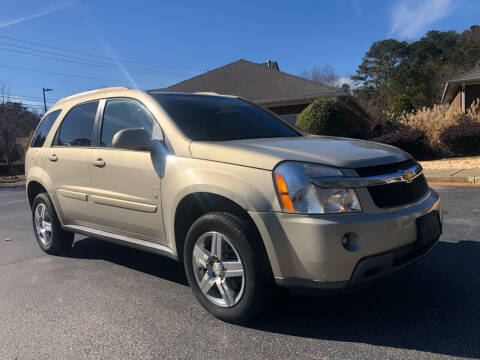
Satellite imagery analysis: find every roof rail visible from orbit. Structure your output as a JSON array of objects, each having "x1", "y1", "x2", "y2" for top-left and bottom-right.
[
  {"x1": 193, "y1": 91, "x2": 238, "y2": 98},
  {"x1": 55, "y1": 87, "x2": 129, "y2": 105}
]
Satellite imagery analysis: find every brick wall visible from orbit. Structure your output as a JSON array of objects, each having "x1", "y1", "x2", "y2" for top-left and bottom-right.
[{"x1": 450, "y1": 90, "x2": 462, "y2": 110}]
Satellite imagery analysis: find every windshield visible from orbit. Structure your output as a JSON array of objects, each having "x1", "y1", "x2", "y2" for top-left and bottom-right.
[{"x1": 151, "y1": 93, "x2": 300, "y2": 141}]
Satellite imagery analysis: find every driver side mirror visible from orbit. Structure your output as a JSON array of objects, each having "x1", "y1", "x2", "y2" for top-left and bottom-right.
[{"x1": 112, "y1": 128, "x2": 151, "y2": 151}]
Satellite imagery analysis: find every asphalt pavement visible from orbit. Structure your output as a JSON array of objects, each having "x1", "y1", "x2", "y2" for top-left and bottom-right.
[{"x1": 0, "y1": 185, "x2": 479, "y2": 360}]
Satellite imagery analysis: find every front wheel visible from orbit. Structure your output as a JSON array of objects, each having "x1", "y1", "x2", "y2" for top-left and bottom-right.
[
  {"x1": 184, "y1": 212, "x2": 272, "y2": 323},
  {"x1": 32, "y1": 193, "x2": 74, "y2": 255}
]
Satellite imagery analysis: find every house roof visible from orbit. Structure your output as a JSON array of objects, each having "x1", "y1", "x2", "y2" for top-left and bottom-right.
[
  {"x1": 441, "y1": 67, "x2": 480, "y2": 104},
  {"x1": 150, "y1": 59, "x2": 345, "y2": 104}
]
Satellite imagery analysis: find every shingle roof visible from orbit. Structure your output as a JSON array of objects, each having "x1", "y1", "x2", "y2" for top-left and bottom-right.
[
  {"x1": 441, "y1": 67, "x2": 480, "y2": 103},
  {"x1": 150, "y1": 59, "x2": 345, "y2": 103},
  {"x1": 451, "y1": 67, "x2": 480, "y2": 82}
]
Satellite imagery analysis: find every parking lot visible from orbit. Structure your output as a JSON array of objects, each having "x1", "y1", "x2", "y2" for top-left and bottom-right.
[{"x1": 0, "y1": 185, "x2": 479, "y2": 360}]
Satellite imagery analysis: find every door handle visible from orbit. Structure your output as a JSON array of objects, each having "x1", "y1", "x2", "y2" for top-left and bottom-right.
[
  {"x1": 92, "y1": 158, "x2": 106, "y2": 168},
  {"x1": 48, "y1": 154, "x2": 58, "y2": 162}
]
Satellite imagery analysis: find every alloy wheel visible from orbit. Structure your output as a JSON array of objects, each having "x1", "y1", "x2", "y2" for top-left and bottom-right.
[
  {"x1": 34, "y1": 203, "x2": 52, "y2": 246},
  {"x1": 192, "y1": 231, "x2": 245, "y2": 307}
]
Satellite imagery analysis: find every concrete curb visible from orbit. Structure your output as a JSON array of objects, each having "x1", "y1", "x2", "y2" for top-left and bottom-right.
[{"x1": 425, "y1": 176, "x2": 480, "y2": 184}]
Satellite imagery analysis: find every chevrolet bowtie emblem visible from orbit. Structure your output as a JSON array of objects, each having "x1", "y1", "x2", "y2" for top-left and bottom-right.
[{"x1": 401, "y1": 164, "x2": 422, "y2": 183}]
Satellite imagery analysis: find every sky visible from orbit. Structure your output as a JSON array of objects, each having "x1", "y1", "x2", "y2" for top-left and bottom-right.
[{"x1": 0, "y1": 0, "x2": 479, "y2": 112}]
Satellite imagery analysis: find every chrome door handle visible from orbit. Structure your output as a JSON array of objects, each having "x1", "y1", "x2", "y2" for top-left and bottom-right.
[
  {"x1": 92, "y1": 158, "x2": 105, "y2": 168},
  {"x1": 48, "y1": 154, "x2": 58, "y2": 162}
]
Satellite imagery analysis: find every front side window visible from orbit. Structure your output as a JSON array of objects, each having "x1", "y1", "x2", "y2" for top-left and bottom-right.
[
  {"x1": 31, "y1": 110, "x2": 61, "y2": 147},
  {"x1": 151, "y1": 93, "x2": 300, "y2": 141},
  {"x1": 57, "y1": 101, "x2": 98, "y2": 147},
  {"x1": 101, "y1": 98, "x2": 162, "y2": 148}
]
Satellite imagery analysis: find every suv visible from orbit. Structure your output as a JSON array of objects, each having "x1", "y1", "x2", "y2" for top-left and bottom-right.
[{"x1": 26, "y1": 87, "x2": 442, "y2": 323}]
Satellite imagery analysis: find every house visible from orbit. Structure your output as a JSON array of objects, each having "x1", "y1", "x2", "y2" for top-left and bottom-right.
[
  {"x1": 441, "y1": 67, "x2": 480, "y2": 111},
  {"x1": 150, "y1": 59, "x2": 371, "y2": 130}
]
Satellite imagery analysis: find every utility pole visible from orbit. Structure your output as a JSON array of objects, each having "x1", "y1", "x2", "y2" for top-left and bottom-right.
[{"x1": 42, "y1": 87, "x2": 53, "y2": 113}]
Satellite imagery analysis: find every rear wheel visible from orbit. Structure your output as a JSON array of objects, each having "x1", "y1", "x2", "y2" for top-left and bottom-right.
[
  {"x1": 184, "y1": 212, "x2": 272, "y2": 323},
  {"x1": 32, "y1": 193, "x2": 74, "y2": 255}
]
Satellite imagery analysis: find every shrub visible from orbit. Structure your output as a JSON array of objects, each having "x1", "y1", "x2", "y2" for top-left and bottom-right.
[
  {"x1": 295, "y1": 97, "x2": 350, "y2": 137},
  {"x1": 371, "y1": 128, "x2": 431, "y2": 159},
  {"x1": 372, "y1": 100, "x2": 480, "y2": 158},
  {"x1": 439, "y1": 120, "x2": 480, "y2": 156},
  {"x1": 388, "y1": 94, "x2": 415, "y2": 123}
]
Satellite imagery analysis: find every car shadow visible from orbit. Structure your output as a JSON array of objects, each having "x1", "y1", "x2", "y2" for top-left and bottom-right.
[
  {"x1": 69, "y1": 236, "x2": 188, "y2": 286},
  {"x1": 68, "y1": 237, "x2": 479, "y2": 358},
  {"x1": 252, "y1": 240, "x2": 480, "y2": 358}
]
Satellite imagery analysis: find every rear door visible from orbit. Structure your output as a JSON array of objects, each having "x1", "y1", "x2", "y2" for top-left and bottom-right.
[
  {"x1": 44, "y1": 101, "x2": 99, "y2": 226},
  {"x1": 88, "y1": 98, "x2": 166, "y2": 244}
]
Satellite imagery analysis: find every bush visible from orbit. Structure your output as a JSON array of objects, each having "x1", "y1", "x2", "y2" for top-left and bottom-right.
[
  {"x1": 389, "y1": 94, "x2": 415, "y2": 120},
  {"x1": 439, "y1": 120, "x2": 480, "y2": 156},
  {"x1": 372, "y1": 100, "x2": 480, "y2": 158},
  {"x1": 295, "y1": 98, "x2": 350, "y2": 136},
  {"x1": 371, "y1": 128, "x2": 431, "y2": 159}
]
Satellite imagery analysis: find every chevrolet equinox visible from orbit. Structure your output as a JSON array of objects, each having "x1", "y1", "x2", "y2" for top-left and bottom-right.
[{"x1": 26, "y1": 87, "x2": 442, "y2": 323}]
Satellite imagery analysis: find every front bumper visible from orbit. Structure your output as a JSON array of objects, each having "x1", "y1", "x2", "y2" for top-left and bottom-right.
[{"x1": 250, "y1": 189, "x2": 441, "y2": 290}]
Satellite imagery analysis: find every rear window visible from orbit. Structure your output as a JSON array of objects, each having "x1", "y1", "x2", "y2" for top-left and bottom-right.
[
  {"x1": 56, "y1": 101, "x2": 98, "y2": 147},
  {"x1": 31, "y1": 110, "x2": 61, "y2": 147},
  {"x1": 151, "y1": 94, "x2": 299, "y2": 141}
]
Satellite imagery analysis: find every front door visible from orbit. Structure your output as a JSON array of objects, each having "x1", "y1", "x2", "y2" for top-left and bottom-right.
[{"x1": 88, "y1": 98, "x2": 166, "y2": 244}]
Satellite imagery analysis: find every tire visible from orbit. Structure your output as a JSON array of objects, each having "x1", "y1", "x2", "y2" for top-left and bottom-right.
[
  {"x1": 31, "y1": 193, "x2": 74, "y2": 255},
  {"x1": 184, "y1": 212, "x2": 273, "y2": 323}
]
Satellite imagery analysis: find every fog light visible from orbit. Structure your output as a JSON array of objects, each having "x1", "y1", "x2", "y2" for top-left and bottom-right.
[
  {"x1": 341, "y1": 235, "x2": 350, "y2": 247},
  {"x1": 341, "y1": 232, "x2": 361, "y2": 251}
]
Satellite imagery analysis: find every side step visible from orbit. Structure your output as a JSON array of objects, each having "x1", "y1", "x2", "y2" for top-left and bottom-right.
[{"x1": 63, "y1": 225, "x2": 178, "y2": 261}]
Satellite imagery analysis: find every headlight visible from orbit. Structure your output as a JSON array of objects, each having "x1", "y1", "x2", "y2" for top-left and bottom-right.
[{"x1": 273, "y1": 162, "x2": 361, "y2": 214}]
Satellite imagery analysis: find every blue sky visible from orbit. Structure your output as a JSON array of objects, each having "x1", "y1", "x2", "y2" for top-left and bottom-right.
[{"x1": 0, "y1": 0, "x2": 479, "y2": 112}]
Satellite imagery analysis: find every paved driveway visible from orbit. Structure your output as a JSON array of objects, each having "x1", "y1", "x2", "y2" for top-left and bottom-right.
[{"x1": 0, "y1": 185, "x2": 479, "y2": 359}]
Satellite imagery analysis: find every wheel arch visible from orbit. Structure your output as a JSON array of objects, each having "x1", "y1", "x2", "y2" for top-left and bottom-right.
[
  {"x1": 27, "y1": 180, "x2": 48, "y2": 208},
  {"x1": 173, "y1": 192, "x2": 273, "y2": 274}
]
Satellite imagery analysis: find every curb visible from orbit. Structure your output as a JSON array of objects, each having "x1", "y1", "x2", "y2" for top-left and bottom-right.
[
  {"x1": 425, "y1": 176, "x2": 480, "y2": 184},
  {"x1": 0, "y1": 180, "x2": 26, "y2": 187}
]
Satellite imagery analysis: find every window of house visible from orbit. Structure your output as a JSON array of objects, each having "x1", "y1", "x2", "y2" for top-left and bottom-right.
[
  {"x1": 56, "y1": 101, "x2": 98, "y2": 147},
  {"x1": 31, "y1": 110, "x2": 61, "y2": 147},
  {"x1": 100, "y1": 98, "x2": 163, "y2": 148}
]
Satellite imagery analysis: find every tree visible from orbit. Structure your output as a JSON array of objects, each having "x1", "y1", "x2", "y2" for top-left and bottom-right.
[
  {"x1": 352, "y1": 26, "x2": 480, "y2": 125},
  {"x1": 352, "y1": 39, "x2": 408, "y2": 90},
  {"x1": 300, "y1": 64, "x2": 340, "y2": 87}
]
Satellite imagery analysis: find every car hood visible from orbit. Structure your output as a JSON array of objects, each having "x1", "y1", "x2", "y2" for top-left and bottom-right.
[{"x1": 189, "y1": 136, "x2": 411, "y2": 170}]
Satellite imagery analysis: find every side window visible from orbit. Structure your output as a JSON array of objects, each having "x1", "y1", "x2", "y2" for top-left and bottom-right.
[
  {"x1": 101, "y1": 98, "x2": 163, "y2": 148},
  {"x1": 57, "y1": 101, "x2": 98, "y2": 147},
  {"x1": 31, "y1": 110, "x2": 61, "y2": 147}
]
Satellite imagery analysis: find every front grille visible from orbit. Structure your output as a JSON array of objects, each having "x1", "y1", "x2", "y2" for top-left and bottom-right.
[{"x1": 354, "y1": 160, "x2": 429, "y2": 208}]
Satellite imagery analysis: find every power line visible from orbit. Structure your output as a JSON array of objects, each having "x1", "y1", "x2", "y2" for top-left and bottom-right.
[
  {"x1": 4, "y1": 93, "x2": 56, "y2": 103},
  {"x1": 0, "y1": 46, "x2": 189, "y2": 76},
  {"x1": 0, "y1": 63, "x2": 132, "y2": 83},
  {"x1": 0, "y1": 34, "x2": 206, "y2": 72},
  {"x1": 0, "y1": 40, "x2": 192, "y2": 76}
]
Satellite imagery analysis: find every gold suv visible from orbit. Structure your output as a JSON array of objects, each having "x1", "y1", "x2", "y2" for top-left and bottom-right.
[{"x1": 26, "y1": 87, "x2": 442, "y2": 323}]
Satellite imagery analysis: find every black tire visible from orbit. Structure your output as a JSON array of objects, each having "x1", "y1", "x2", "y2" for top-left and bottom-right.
[
  {"x1": 184, "y1": 212, "x2": 273, "y2": 323},
  {"x1": 31, "y1": 193, "x2": 74, "y2": 255}
]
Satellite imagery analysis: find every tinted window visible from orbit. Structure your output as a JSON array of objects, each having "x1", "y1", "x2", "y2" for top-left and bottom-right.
[
  {"x1": 31, "y1": 110, "x2": 61, "y2": 147},
  {"x1": 101, "y1": 98, "x2": 162, "y2": 147},
  {"x1": 151, "y1": 94, "x2": 299, "y2": 141},
  {"x1": 57, "y1": 101, "x2": 98, "y2": 147}
]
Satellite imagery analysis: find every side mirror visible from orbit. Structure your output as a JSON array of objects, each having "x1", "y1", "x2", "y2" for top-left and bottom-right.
[{"x1": 112, "y1": 128, "x2": 151, "y2": 151}]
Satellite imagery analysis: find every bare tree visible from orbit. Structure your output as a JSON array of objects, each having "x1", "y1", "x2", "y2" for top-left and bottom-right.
[
  {"x1": 0, "y1": 80, "x2": 11, "y2": 104},
  {"x1": 301, "y1": 64, "x2": 341, "y2": 87}
]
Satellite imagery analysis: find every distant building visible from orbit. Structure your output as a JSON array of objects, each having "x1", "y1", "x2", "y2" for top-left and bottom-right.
[
  {"x1": 151, "y1": 59, "x2": 371, "y2": 130},
  {"x1": 441, "y1": 67, "x2": 480, "y2": 111}
]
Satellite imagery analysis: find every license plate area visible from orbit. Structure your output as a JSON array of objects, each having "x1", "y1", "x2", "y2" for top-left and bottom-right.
[{"x1": 416, "y1": 210, "x2": 442, "y2": 246}]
